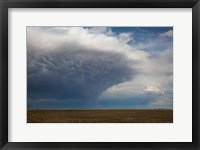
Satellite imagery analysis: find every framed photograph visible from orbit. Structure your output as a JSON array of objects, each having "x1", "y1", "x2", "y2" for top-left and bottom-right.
[{"x1": 0, "y1": 0, "x2": 199, "y2": 149}]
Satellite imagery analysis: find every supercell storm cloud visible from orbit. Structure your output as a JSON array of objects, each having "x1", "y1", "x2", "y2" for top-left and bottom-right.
[
  {"x1": 27, "y1": 27, "x2": 173, "y2": 109},
  {"x1": 27, "y1": 48, "x2": 135, "y2": 100}
]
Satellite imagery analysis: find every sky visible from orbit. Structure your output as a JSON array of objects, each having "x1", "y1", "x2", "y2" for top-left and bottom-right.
[{"x1": 27, "y1": 27, "x2": 173, "y2": 109}]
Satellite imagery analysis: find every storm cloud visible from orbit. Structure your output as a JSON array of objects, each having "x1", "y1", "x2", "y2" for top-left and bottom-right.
[
  {"x1": 27, "y1": 27, "x2": 173, "y2": 109},
  {"x1": 28, "y1": 48, "x2": 135, "y2": 101}
]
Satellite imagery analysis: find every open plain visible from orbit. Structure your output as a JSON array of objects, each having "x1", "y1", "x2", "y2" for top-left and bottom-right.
[{"x1": 27, "y1": 109, "x2": 173, "y2": 123}]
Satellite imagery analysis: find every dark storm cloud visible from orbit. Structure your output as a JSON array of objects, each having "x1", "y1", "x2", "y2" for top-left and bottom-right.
[{"x1": 27, "y1": 48, "x2": 135, "y2": 101}]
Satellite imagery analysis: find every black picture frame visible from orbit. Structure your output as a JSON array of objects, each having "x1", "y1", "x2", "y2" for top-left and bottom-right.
[{"x1": 0, "y1": 0, "x2": 199, "y2": 149}]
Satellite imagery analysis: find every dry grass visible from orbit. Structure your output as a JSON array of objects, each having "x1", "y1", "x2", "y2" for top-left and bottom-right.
[{"x1": 27, "y1": 109, "x2": 173, "y2": 123}]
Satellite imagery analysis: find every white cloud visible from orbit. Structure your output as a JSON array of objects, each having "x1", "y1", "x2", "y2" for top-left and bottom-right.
[
  {"x1": 118, "y1": 32, "x2": 133, "y2": 43},
  {"x1": 144, "y1": 85, "x2": 162, "y2": 94},
  {"x1": 27, "y1": 27, "x2": 149, "y2": 61},
  {"x1": 159, "y1": 30, "x2": 173, "y2": 38},
  {"x1": 131, "y1": 29, "x2": 173, "y2": 52}
]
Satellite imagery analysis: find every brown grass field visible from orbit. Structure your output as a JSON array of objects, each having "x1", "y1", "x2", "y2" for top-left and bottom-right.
[{"x1": 27, "y1": 109, "x2": 173, "y2": 123}]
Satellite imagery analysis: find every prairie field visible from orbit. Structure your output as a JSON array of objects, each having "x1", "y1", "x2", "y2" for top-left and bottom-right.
[{"x1": 27, "y1": 109, "x2": 173, "y2": 123}]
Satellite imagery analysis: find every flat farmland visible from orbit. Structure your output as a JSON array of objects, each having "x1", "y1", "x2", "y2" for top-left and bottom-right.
[{"x1": 27, "y1": 109, "x2": 173, "y2": 123}]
